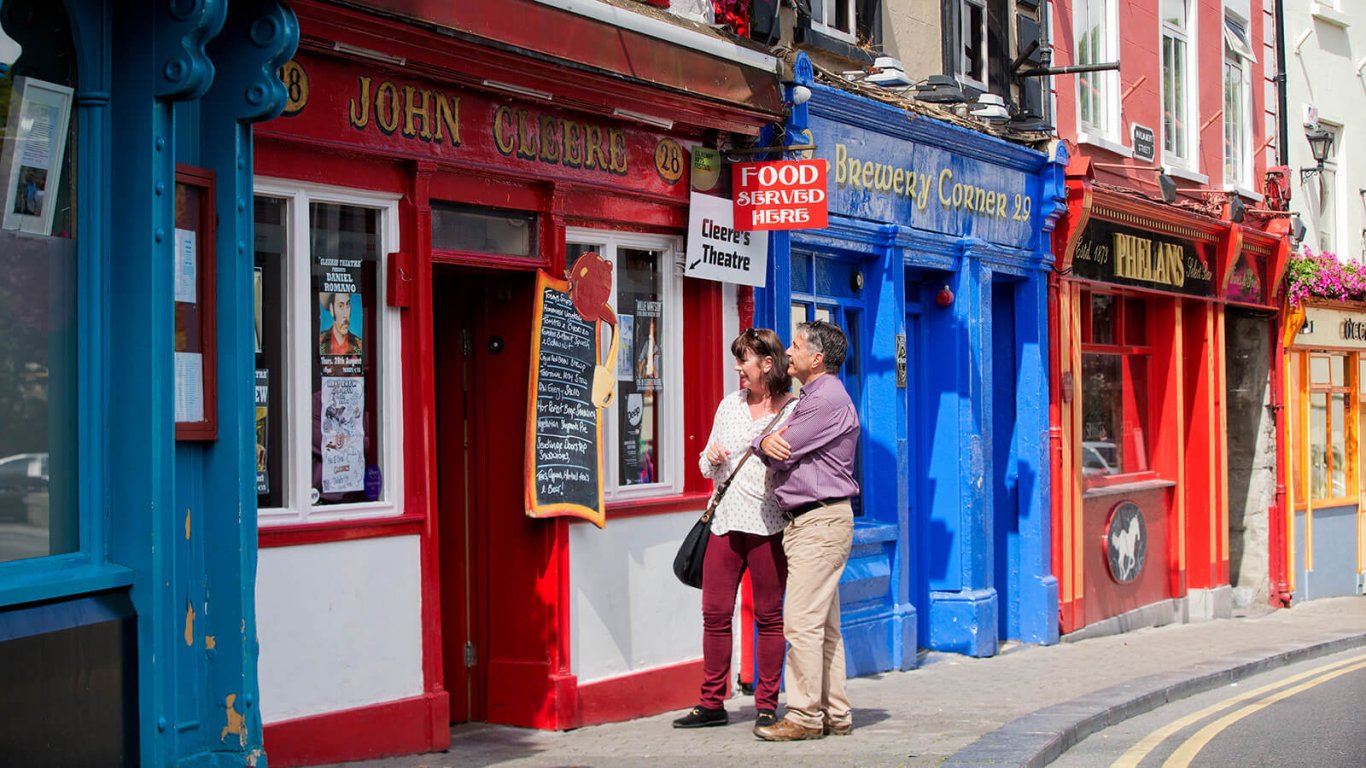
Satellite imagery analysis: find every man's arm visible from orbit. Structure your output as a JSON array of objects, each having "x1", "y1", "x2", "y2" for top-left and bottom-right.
[{"x1": 754, "y1": 394, "x2": 847, "y2": 469}]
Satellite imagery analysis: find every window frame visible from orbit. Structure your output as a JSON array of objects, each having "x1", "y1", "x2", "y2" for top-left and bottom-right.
[
  {"x1": 1079, "y1": 290, "x2": 1158, "y2": 490},
  {"x1": 1161, "y1": 0, "x2": 1197, "y2": 168},
  {"x1": 811, "y1": 0, "x2": 858, "y2": 43},
  {"x1": 1292, "y1": 350, "x2": 1358, "y2": 508},
  {"x1": 1222, "y1": 13, "x2": 1254, "y2": 190},
  {"x1": 564, "y1": 227, "x2": 684, "y2": 502},
  {"x1": 1075, "y1": 0, "x2": 1120, "y2": 143},
  {"x1": 253, "y1": 178, "x2": 405, "y2": 527},
  {"x1": 958, "y1": 0, "x2": 989, "y2": 90}
]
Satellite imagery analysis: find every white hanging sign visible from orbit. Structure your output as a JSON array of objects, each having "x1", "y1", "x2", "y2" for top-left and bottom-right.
[{"x1": 684, "y1": 191, "x2": 769, "y2": 288}]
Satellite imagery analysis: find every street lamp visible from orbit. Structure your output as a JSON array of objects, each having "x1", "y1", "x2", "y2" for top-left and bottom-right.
[{"x1": 1301, "y1": 128, "x2": 1335, "y2": 184}]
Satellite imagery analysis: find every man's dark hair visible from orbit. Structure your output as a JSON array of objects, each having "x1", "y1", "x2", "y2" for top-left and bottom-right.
[{"x1": 797, "y1": 320, "x2": 848, "y2": 373}]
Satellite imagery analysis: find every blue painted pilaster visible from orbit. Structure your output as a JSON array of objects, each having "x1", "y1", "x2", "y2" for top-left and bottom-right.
[{"x1": 926, "y1": 249, "x2": 998, "y2": 657}]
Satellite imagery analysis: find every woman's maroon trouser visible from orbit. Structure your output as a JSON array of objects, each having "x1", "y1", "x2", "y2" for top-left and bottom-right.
[{"x1": 699, "y1": 530, "x2": 786, "y2": 711}]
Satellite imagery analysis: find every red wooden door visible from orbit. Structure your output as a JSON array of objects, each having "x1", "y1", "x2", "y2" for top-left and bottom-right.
[{"x1": 435, "y1": 267, "x2": 535, "y2": 724}]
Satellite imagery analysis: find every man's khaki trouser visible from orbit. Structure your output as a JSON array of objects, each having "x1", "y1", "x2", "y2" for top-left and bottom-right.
[{"x1": 781, "y1": 500, "x2": 853, "y2": 729}]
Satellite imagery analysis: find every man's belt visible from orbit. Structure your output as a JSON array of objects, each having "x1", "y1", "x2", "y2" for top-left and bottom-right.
[{"x1": 785, "y1": 497, "x2": 849, "y2": 520}]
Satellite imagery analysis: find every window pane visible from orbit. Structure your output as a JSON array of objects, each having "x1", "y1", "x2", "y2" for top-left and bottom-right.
[
  {"x1": 0, "y1": 18, "x2": 79, "y2": 564},
  {"x1": 1082, "y1": 354, "x2": 1124, "y2": 477},
  {"x1": 1331, "y1": 393, "x2": 1346, "y2": 497},
  {"x1": 615, "y1": 247, "x2": 665, "y2": 487},
  {"x1": 1091, "y1": 294, "x2": 1116, "y2": 345},
  {"x1": 431, "y1": 203, "x2": 536, "y2": 257},
  {"x1": 1292, "y1": 353, "x2": 1303, "y2": 506},
  {"x1": 1331, "y1": 354, "x2": 1346, "y2": 387},
  {"x1": 1311, "y1": 392, "x2": 1328, "y2": 499},
  {"x1": 1123, "y1": 297, "x2": 1147, "y2": 346},
  {"x1": 254, "y1": 197, "x2": 287, "y2": 509},
  {"x1": 1310, "y1": 355, "x2": 1330, "y2": 385},
  {"x1": 311, "y1": 203, "x2": 381, "y2": 505},
  {"x1": 1123, "y1": 356, "x2": 1150, "y2": 472},
  {"x1": 1162, "y1": 0, "x2": 1187, "y2": 29}
]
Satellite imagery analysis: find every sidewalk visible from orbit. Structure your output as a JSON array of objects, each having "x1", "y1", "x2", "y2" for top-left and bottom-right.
[{"x1": 325, "y1": 596, "x2": 1366, "y2": 768}]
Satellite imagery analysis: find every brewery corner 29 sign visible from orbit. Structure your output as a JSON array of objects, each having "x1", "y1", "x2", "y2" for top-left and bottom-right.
[{"x1": 733, "y1": 160, "x2": 828, "y2": 231}]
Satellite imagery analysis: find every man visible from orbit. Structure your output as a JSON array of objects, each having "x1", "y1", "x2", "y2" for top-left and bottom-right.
[
  {"x1": 320, "y1": 291, "x2": 362, "y2": 355},
  {"x1": 752, "y1": 319, "x2": 860, "y2": 741}
]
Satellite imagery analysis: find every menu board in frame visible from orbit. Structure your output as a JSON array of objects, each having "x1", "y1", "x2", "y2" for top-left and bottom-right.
[
  {"x1": 524, "y1": 255, "x2": 619, "y2": 528},
  {"x1": 174, "y1": 165, "x2": 218, "y2": 440}
]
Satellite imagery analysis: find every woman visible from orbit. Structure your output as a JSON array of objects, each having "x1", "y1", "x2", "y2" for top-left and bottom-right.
[{"x1": 673, "y1": 328, "x2": 795, "y2": 730}]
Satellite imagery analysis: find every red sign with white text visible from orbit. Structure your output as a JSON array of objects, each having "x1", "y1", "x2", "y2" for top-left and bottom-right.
[{"x1": 732, "y1": 160, "x2": 828, "y2": 231}]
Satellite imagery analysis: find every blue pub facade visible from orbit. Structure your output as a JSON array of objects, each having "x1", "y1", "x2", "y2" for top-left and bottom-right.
[
  {"x1": 755, "y1": 54, "x2": 1064, "y2": 669},
  {"x1": 0, "y1": 2, "x2": 295, "y2": 765}
]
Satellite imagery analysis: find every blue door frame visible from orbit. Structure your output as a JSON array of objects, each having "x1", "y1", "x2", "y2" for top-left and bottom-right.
[{"x1": 755, "y1": 54, "x2": 1063, "y2": 672}]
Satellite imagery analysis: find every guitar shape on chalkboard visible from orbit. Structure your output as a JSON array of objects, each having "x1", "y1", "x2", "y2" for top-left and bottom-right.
[{"x1": 568, "y1": 252, "x2": 620, "y2": 408}]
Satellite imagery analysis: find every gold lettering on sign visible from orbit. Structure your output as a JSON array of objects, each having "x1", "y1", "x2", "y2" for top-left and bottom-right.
[
  {"x1": 490, "y1": 106, "x2": 628, "y2": 177},
  {"x1": 350, "y1": 75, "x2": 461, "y2": 145},
  {"x1": 349, "y1": 76, "x2": 372, "y2": 129},
  {"x1": 1112, "y1": 233, "x2": 1186, "y2": 288}
]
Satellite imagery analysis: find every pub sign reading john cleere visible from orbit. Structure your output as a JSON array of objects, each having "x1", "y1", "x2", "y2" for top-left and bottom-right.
[{"x1": 525, "y1": 253, "x2": 619, "y2": 528}]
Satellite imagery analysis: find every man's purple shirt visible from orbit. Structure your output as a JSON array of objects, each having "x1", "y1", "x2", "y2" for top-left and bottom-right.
[{"x1": 753, "y1": 372, "x2": 860, "y2": 511}]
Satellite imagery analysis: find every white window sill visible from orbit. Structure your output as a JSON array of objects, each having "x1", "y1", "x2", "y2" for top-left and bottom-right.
[
  {"x1": 1078, "y1": 131, "x2": 1133, "y2": 158},
  {"x1": 1164, "y1": 164, "x2": 1209, "y2": 185},
  {"x1": 1226, "y1": 184, "x2": 1264, "y2": 203},
  {"x1": 812, "y1": 21, "x2": 857, "y2": 45},
  {"x1": 1312, "y1": 4, "x2": 1350, "y2": 29},
  {"x1": 259, "y1": 502, "x2": 403, "y2": 527}
]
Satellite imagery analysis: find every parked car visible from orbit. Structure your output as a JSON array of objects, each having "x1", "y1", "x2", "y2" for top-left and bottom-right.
[
  {"x1": 1082, "y1": 441, "x2": 1118, "y2": 477},
  {"x1": 0, "y1": 452, "x2": 48, "y2": 522}
]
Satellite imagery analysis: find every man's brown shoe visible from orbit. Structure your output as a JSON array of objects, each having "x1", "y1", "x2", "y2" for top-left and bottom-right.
[
  {"x1": 753, "y1": 716, "x2": 824, "y2": 741},
  {"x1": 823, "y1": 720, "x2": 853, "y2": 736}
]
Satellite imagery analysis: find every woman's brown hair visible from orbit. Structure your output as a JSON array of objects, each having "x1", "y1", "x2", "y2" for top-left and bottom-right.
[{"x1": 730, "y1": 328, "x2": 792, "y2": 396}]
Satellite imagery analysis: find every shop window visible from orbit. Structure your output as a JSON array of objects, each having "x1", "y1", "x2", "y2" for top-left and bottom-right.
[
  {"x1": 1162, "y1": 0, "x2": 1195, "y2": 166},
  {"x1": 566, "y1": 231, "x2": 682, "y2": 499},
  {"x1": 1080, "y1": 292, "x2": 1152, "y2": 485},
  {"x1": 0, "y1": 13, "x2": 79, "y2": 564},
  {"x1": 1305, "y1": 352, "x2": 1352, "y2": 502},
  {"x1": 253, "y1": 183, "x2": 403, "y2": 524},
  {"x1": 1076, "y1": 0, "x2": 1118, "y2": 140},
  {"x1": 1222, "y1": 15, "x2": 1254, "y2": 189}
]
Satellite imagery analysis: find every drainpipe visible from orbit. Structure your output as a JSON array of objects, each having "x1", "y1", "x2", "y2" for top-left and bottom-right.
[
  {"x1": 1275, "y1": 0, "x2": 1290, "y2": 167},
  {"x1": 1271, "y1": 0, "x2": 1293, "y2": 607}
]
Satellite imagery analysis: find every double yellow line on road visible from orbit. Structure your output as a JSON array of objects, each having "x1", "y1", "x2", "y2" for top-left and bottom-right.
[{"x1": 1111, "y1": 651, "x2": 1366, "y2": 768}]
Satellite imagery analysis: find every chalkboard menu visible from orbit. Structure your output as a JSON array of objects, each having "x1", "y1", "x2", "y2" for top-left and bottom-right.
[{"x1": 525, "y1": 270, "x2": 607, "y2": 527}]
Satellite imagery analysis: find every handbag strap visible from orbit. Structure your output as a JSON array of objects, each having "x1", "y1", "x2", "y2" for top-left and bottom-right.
[{"x1": 702, "y1": 398, "x2": 794, "y2": 523}]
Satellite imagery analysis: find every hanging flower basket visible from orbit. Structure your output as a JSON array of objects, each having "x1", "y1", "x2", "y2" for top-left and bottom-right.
[{"x1": 1285, "y1": 247, "x2": 1366, "y2": 307}]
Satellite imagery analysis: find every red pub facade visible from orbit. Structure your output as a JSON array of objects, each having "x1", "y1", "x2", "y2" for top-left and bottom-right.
[
  {"x1": 249, "y1": 2, "x2": 781, "y2": 764},
  {"x1": 1048, "y1": 0, "x2": 1291, "y2": 635}
]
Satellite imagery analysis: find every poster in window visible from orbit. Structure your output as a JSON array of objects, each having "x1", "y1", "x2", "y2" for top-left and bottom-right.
[
  {"x1": 616, "y1": 314, "x2": 634, "y2": 381},
  {"x1": 255, "y1": 369, "x2": 270, "y2": 495},
  {"x1": 319, "y1": 267, "x2": 363, "y2": 358},
  {"x1": 525, "y1": 253, "x2": 619, "y2": 528},
  {"x1": 173, "y1": 167, "x2": 218, "y2": 440},
  {"x1": 320, "y1": 375, "x2": 365, "y2": 493},
  {"x1": 621, "y1": 392, "x2": 643, "y2": 481},
  {"x1": 0, "y1": 77, "x2": 73, "y2": 235},
  {"x1": 634, "y1": 299, "x2": 662, "y2": 391}
]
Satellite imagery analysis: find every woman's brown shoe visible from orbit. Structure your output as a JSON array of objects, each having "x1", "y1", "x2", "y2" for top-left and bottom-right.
[{"x1": 753, "y1": 717, "x2": 824, "y2": 741}]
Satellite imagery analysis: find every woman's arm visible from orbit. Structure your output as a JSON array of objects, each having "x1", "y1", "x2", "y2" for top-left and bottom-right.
[{"x1": 698, "y1": 395, "x2": 732, "y2": 480}]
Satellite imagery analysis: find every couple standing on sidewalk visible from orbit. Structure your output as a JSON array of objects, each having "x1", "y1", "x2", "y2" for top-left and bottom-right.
[{"x1": 673, "y1": 320, "x2": 861, "y2": 741}]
